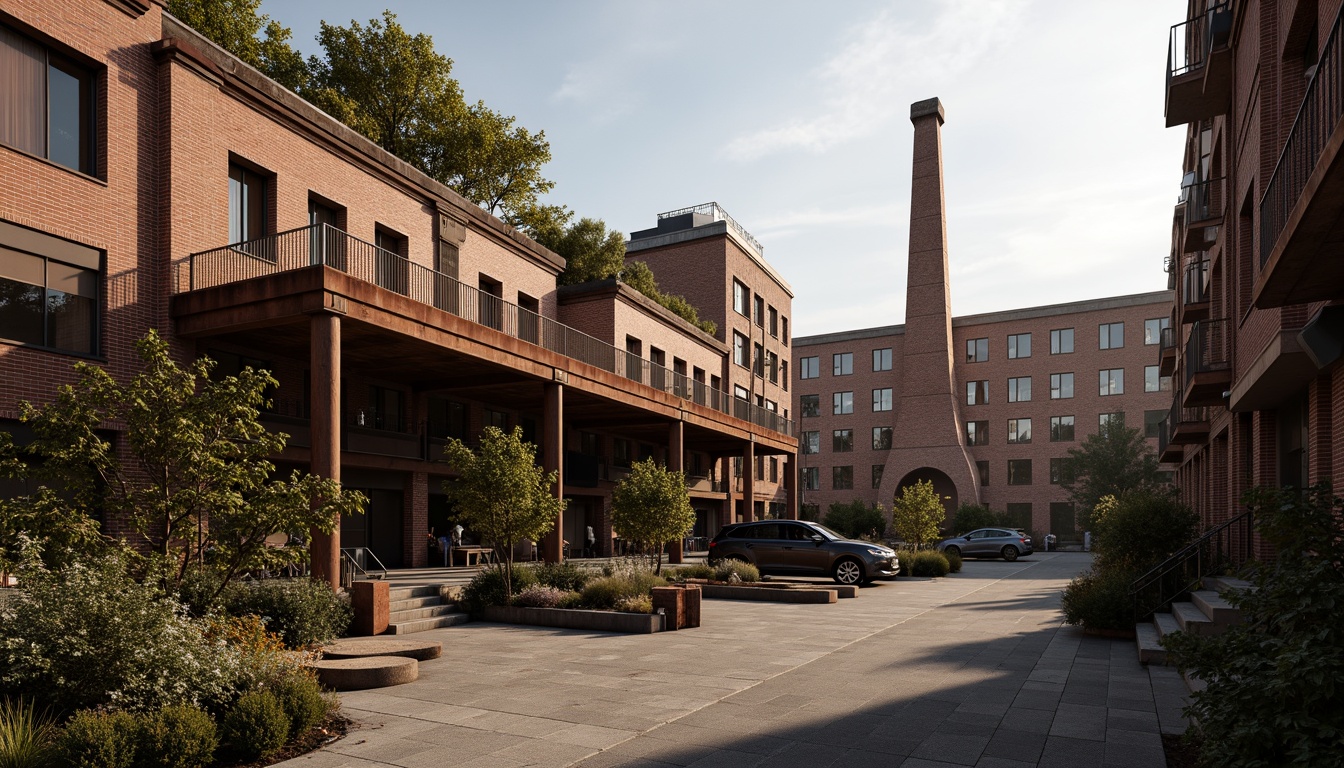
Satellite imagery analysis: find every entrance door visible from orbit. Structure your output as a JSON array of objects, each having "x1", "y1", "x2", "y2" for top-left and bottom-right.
[
  {"x1": 1050, "y1": 503, "x2": 1078, "y2": 543},
  {"x1": 342, "y1": 487, "x2": 405, "y2": 568}
]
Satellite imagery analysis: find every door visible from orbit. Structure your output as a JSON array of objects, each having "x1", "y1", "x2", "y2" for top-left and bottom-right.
[
  {"x1": 741, "y1": 523, "x2": 785, "y2": 570},
  {"x1": 778, "y1": 522, "x2": 829, "y2": 575},
  {"x1": 308, "y1": 200, "x2": 343, "y2": 268}
]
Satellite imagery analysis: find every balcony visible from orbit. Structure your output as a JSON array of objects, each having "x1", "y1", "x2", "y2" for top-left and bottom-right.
[
  {"x1": 1165, "y1": 2, "x2": 1234, "y2": 127},
  {"x1": 1257, "y1": 7, "x2": 1344, "y2": 307},
  {"x1": 1168, "y1": 401, "x2": 1211, "y2": 446},
  {"x1": 178, "y1": 224, "x2": 794, "y2": 441},
  {"x1": 1183, "y1": 318, "x2": 1232, "y2": 407},
  {"x1": 1159, "y1": 325, "x2": 1178, "y2": 377},
  {"x1": 1182, "y1": 177, "x2": 1225, "y2": 252},
  {"x1": 1181, "y1": 258, "x2": 1211, "y2": 324}
]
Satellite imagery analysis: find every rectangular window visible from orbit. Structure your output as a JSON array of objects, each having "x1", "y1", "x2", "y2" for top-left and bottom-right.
[
  {"x1": 768, "y1": 306, "x2": 778, "y2": 337},
  {"x1": 872, "y1": 427, "x2": 893, "y2": 450},
  {"x1": 833, "y1": 352, "x2": 853, "y2": 376},
  {"x1": 1050, "y1": 373, "x2": 1074, "y2": 400},
  {"x1": 733, "y1": 332, "x2": 748, "y2": 367},
  {"x1": 976, "y1": 460, "x2": 989, "y2": 486},
  {"x1": 966, "y1": 420, "x2": 988, "y2": 446},
  {"x1": 872, "y1": 464, "x2": 884, "y2": 490},
  {"x1": 781, "y1": 361, "x2": 789, "y2": 390},
  {"x1": 1007, "y1": 418, "x2": 1032, "y2": 444},
  {"x1": 754, "y1": 295, "x2": 765, "y2": 327},
  {"x1": 1144, "y1": 317, "x2": 1169, "y2": 346},
  {"x1": 801, "y1": 466, "x2": 820, "y2": 490},
  {"x1": 1007, "y1": 459, "x2": 1033, "y2": 486},
  {"x1": 1050, "y1": 458, "x2": 1074, "y2": 485},
  {"x1": 967, "y1": 380, "x2": 989, "y2": 405},
  {"x1": 832, "y1": 466, "x2": 853, "y2": 490},
  {"x1": 833, "y1": 391, "x2": 854, "y2": 415},
  {"x1": 966, "y1": 337, "x2": 988, "y2": 362},
  {"x1": 873, "y1": 348, "x2": 893, "y2": 371},
  {"x1": 1050, "y1": 328, "x2": 1074, "y2": 354},
  {"x1": 832, "y1": 429, "x2": 854, "y2": 452},
  {"x1": 1144, "y1": 409, "x2": 1166, "y2": 439},
  {"x1": 1008, "y1": 376, "x2": 1031, "y2": 402},
  {"x1": 1099, "y1": 412, "x2": 1124, "y2": 428},
  {"x1": 1050, "y1": 415, "x2": 1075, "y2": 442},
  {"x1": 800, "y1": 356, "x2": 819, "y2": 379},
  {"x1": 800, "y1": 394, "x2": 820, "y2": 418},
  {"x1": 0, "y1": 243, "x2": 100, "y2": 356},
  {"x1": 753, "y1": 342, "x2": 765, "y2": 377},
  {"x1": 733, "y1": 279, "x2": 748, "y2": 316},
  {"x1": 801, "y1": 431, "x2": 819, "y2": 455},
  {"x1": 0, "y1": 26, "x2": 97, "y2": 175},
  {"x1": 782, "y1": 317, "x2": 789, "y2": 346},
  {"x1": 1006, "y1": 503, "x2": 1032, "y2": 531},
  {"x1": 1145, "y1": 365, "x2": 1162, "y2": 393},
  {"x1": 1007, "y1": 333, "x2": 1031, "y2": 359},
  {"x1": 1099, "y1": 322, "x2": 1124, "y2": 349},
  {"x1": 872, "y1": 388, "x2": 893, "y2": 412},
  {"x1": 1100, "y1": 368, "x2": 1124, "y2": 396},
  {"x1": 228, "y1": 163, "x2": 269, "y2": 244},
  {"x1": 614, "y1": 438, "x2": 631, "y2": 468}
]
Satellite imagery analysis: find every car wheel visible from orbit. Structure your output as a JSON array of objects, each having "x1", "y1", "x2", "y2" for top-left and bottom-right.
[
  {"x1": 833, "y1": 557, "x2": 864, "y2": 585},
  {"x1": 1001, "y1": 546, "x2": 1019, "y2": 562},
  {"x1": 943, "y1": 545, "x2": 960, "y2": 557}
]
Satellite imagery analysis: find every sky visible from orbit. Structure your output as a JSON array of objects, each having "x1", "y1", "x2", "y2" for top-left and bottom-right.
[{"x1": 263, "y1": 0, "x2": 1187, "y2": 338}]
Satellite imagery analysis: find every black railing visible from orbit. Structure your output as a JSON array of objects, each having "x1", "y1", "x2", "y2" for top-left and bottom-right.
[
  {"x1": 1167, "y1": 400, "x2": 1208, "y2": 442},
  {"x1": 1185, "y1": 318, "x2": 1231, "y2": 387},
  {"x1": 1183, "y1": 259, "x2": 1210, "y2": 305},
  {"x1": 1184, "y1": 176, "x2": 1225, "y2": 225},
  {"x1": 1261, "y1": 6, "x2": 1344, "y2": 267},
  {"x1": 183, "y1": 225, "x2": 792, "y2": 437},
  {"x1": 1159, "y1": 325, "x2": 1177, "y2": 354},
  {"x1": 1167, "y1": 2, "x2": 1232, "y2": 80},
  {"x1": 1131, "y1": 508, "x2": 1254, "y2": 622}
]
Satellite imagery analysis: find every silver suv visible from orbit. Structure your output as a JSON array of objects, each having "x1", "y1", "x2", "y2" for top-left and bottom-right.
[
  {"x1": 936, "y1": 528, "x2": 1034, "y2": 561},
  {"x1": 709, "y1": 520, "x2": 899, "y2": 585}
]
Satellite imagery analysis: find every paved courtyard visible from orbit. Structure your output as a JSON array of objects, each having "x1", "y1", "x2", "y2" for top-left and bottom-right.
[{"x1": 279, "y1": 552, "x2": 1188, "y2": 768}]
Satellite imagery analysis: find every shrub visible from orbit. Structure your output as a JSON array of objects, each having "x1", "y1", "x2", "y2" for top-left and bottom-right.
[
  {"x1": 174, "y1": 569, "x2": 225, "y2": 618},
  {"x1": 667, "y1": 564, "x2": 716, "y2": 581},
  {"x1": 219, "y1": 690, "x2": 287, "y2": 762},
  {"x1": 0, "y1": 556, "x2": 240, "y2": 714},
  {"x1": 1090, "y1": 490, "x2": 1198, "y2": 572},
  {"x1": 270, "y1": 673, "x2": 328, "y2": 740},
  {"x1": 220, "y1": 578, "x2": 352, "y2": 648},
  {"x1": 898, "y1": 550, "x2": 950, "y2": 577},
  {"x1": 1061, "y1": 567, "x2": 1135, "y2": 632},
  {"x1": 943, "y1": 549, "x2": 963, "y2": 573},
  {"x1": 136, "y1": 705, "x2": 217, "y2": 768},
  {"x1": 511, "y1": 585, "x2": 567, "y2": 608},
  {"x1": 206, "y1": 614, "x2": 315, "y2": 697},
  {"x1": 0, "y1": 698, "x2": 56, "y2": 768},
  {"x1": 529, "y1": 561, "x2": 591, "y2": 592},
  {"x1": 57, "y1": 710, "x2": 138, "y2": 768},
  {"x1": 614, "y1": 595, "x2": 653, "y2": 614},
  {"x1": 713, "y1": 559, "x2": 760, "y2": 583},
  {"x1": 579, "y1": 573, "x2": 667, "y2": 610},
  {"x1": 823, "y1": 499, "x2": 886, "y2": 539},
  {"x1": 952, "y1": 504, "x2": 1012, "y2": 535},
  {"x1": 461, "y1": 565, "x2": 539, "y2": 615},
  {"x1": 556, "y1": 591, "x2": 585, "y2": 609}
]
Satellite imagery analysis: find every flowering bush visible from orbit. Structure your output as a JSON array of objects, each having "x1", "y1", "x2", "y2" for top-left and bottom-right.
[
  {"x1": 220, "y1": 578, "x2": 352, "y2": 648},
  {"x1": 511, "y1": 585, "x2": 567, "y2": 608},
  {"x1": 614, "y1": 595, "x2": 653, "y2": 614}
]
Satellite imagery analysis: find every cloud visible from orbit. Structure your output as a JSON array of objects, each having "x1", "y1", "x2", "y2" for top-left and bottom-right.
[
  {"x1": 722, "y1": 0, "x2": 1028, "y2": 162},
  {"x1": 750, "y1": 202, "x2": 907, "y2": 240}
]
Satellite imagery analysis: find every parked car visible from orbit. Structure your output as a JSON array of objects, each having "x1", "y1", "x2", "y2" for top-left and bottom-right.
[
  {"x1": 708, "y1": 520, "x2": 899, "y2": 585},
  {"x1": 936, "y1": 528, "x2": 1033, "y2": 561}
]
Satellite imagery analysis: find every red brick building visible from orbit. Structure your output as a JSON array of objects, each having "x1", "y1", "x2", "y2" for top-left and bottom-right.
[{"x1": 0, "y1": 0, "x2": 796, "y2": 584}]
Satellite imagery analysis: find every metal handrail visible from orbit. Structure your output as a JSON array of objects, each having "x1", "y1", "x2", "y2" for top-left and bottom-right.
[
  {"x1": 1167, "y1": 400, "x2": 1207, "y2": 444},
  {"x1": 1167, "y1": 2, "x2": 1232, "y2": 80},
  {"x1": 1261, "y1": 4, "x2": 1344, "y2": 267},
  {"x1": 1159, "y1": 325, "x2": 1177, "y2": 352},
  {"x1": 1183, "y1": 259, "x2": 1210, "y2": 305},
  {"x1": 340, "y1": 547, "x2": 388, "y2": 583},
  {"x1": 1184, "y1": 318, "x2": 1230, "y2": 388},
  {"x1": 1131, "y1": 508, "x2": 1254, "y2": 622},
  {"x1": 657, "y1": 202, "x2": 765, "y2": 256},
  {"x1": 1184, "y1": 176, "x2": 1225, "y2": 225},
  {"x1": 183, "y1": 224, "x2": 792, "y2": 437}
]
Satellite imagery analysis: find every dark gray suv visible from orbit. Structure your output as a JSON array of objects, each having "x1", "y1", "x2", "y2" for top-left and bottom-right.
[{"x1": 708, "y1": 520, "x2": 899, "y2": 585}]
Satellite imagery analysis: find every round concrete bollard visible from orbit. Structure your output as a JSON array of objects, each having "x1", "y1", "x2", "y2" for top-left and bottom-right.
[
  {"x1": 308, "y1": 655, "x2": 419, "y2": 691},
  {"x1": 322, "y1": 638, "x2": 443, "y2": 661}
]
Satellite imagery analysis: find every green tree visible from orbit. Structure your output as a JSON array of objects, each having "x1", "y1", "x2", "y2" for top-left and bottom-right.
[
  {"x1": 165, "y1": 0, "x2": 307, "y2": 89},
  {"x1": 823, "y1": 499, "x2": 885, "y2": 539},
  {"x1": 610, "y1": 458, "x2": 696, "y2": 575},
  {"x1": 952, "y1": 503, "x2": 1012, "y2": 534},
  {"x1": 1088, "y1": 491, "x2": 1197, "y2": 572},
  {"x1": 890, "y1": 481, "x2": 945, "y2": 548},
  {"x1": 535, "y1": 216, "x2": 627, "y2": 287},
  {"x1": 1, "y1": 331, "x2": 363, "y2": 593},
  {"x1": 1061, "y1": 417, "x2": 1163, "y2": 529},
  {"x1": 422, "y1": 101, "x2": 555, "y2": 216},
  {"x1": 441, "y1": 426, "x2": 566, "y2": 595}
]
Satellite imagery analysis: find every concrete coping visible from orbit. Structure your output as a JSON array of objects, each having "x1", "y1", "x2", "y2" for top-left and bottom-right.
[
  {"x1": 322, "y1": 638, "x2": 443, "y2": 662},
  {"x1": 307, "y1": 656, "x2": 419, "y2": 691},
  {"x1": 911, "y1": 97, "x2": 945, "y2": 124}
]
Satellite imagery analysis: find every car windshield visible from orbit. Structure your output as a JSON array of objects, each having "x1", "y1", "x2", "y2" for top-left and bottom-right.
[{"x1": 803, "y1": 523, "x2": 846, "y2": 541}]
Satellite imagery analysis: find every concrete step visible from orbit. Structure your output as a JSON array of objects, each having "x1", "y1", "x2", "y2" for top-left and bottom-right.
[
  {"x1": 1190, "y1": 589, "x2": 1242, "y2": 626},
  {"x1": 389, "y1": 595, "x2": 444, "y2": 612},
  {"x1": 388, "y1": 585, "x2": 441, "y2": 601},
  {"x1": 387, "y1": 612, "x2": 471, "y2": 634},
  {"x1": 1153, "y1": 611, "x2": 1182, "y2": 640},
  {"x1": 389, "y1": 603, "x2": 459, "y2": 622},
  {"x1": 1172, "y1": 601, "x2": 1220, "y2": 636},
  {"x1": 1202, "y1": 575, "x2": 1254, "y2": 594},
  {"x1": 1136, "y1": 622, "x2": 1166, "y2": 665}
]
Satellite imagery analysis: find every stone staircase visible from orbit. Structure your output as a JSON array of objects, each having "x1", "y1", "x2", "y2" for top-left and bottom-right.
[
  {"x1": 386, "y1": 584, "x2": 469, "y2": 634},
  {"x1": 1136, "y1": 575, "x2": 1253, "y2": 675}
]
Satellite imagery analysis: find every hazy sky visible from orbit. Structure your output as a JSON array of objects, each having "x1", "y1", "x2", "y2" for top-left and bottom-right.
[{"x1": 264, "y1": 0, "x2": 1186, "y2": 337}]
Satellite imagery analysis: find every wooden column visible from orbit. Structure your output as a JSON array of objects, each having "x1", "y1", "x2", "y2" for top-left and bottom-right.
[
  {"x1": 668, "y1": 420, "x2": 685, "y2": 564},
  {"x1": 542, "y1": 381, "x2": 565, "y2": 563},
  {"x1": 309, "y1": 312, "x2": 342, "y2": 589},
  {"x1": 784, "y1": 455, "x2": 798, "y2": 519},
  {"x1": 742, "y1": 440, "x2": 755, "y2": 523}
]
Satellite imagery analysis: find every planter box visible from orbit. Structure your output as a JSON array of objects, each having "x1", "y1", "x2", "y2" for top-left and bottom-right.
[
  {"x1": 482, "y1": 605, "x2": 664, "y2": 633},
  {"x1": 699, "y1": 584, "x2": 837, "y2": 603},
  {"x1": 651, "y1": 584, "x2": 701, "y2": 629}
]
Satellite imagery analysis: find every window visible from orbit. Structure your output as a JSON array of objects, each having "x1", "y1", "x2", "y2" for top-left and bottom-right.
[
  {"x1": 976, "y1": 461, "x2": 989, "y2": 486},
  {"x1": 733, "y1": 280, "x2": 748, "y2": 316},
  {"x1": 0, "y1": 234, "x2": 100, "y2": 356},
  {"x1": 872, "y1": 465, "x2": 884, "y2": 489},
  {"x1": 770, "y1": 457, "x2": 779, "y2": 483},
  {"x1": 1007, "y1": 459, "x2": 1032, "y2": 486},
  {"x1": 800, "y1": 356, "x2": 819, "y2": 379},
  {"x1": 832, "y1": 466, "x2": 853, "y2": 490},
  {"x1": 1099, "y1": 322, "x2": 1124, "y2": 349},
  {"x1": 1050, "y1": 458, "x2": 1074, "y2": 485},
  {"x1": 801, "y1": 467, "x2": 820, "y2": 490},
  {"x1": 1050, "y1": 373, "x2": 1074, "y2": 400},
  {"x1": 0, "y1": 26, "x2": 96, "y2": 175},
  {"x1": 872, "y1": 388, "x2": 893, "y2": 412},
  {"x1": 613, "y1": 438, "x2": 631, "y2": 468},
  {"x1": 1050, "y1": 415, "x2": 1075, "y2": 442},
  {"x1": 800, "y1": 394, "x2": 820, "y2": 418},
  {"x1": 833, "y1": 391, "x2": 854, "y2": 415},
  {"x1": 485, "y1": 408, "x2": 508, "y2": 431},
  {"x1": 1007, "y1": 333, "x2": 1031, "y2": 359},
  {"x1": 833, "y1": 352, "x2": 853, "y2": 376},
  {"x1": 966, "y1": 337, "x2": 988, "y2": 362},
  {"x1": 872, "y1": 427, "x2": 893, "y2": 450},
  {"x1": 781, "y1": 361, "x2": 789, "y2": 390},
  {"x1": 754, "y1": 295, "x2": 765, "y2": 327},
  {"x1": 1006, "y1": 503, "x2": 1032, "y2": 531},
  {"x1": 733, "y1": 332, "x2": 748, "y2": 367},
  {"x1": 1144, "y1": 317, "x2": 1169, "y2": 346},
  {"x1": 228, "y1": 163, "x2": 269, "y2": 244},
  {"x1": 782, "y1": 317, "x2": 789, "y2": 346},
  {"x1": 753, "y1": 342, "x2": 765, "y2": 377},
  {"x1": 966, "y1": 420, "x2": 988, "y2": 446},
  {"x1": 833, "y1": 429, "x2": 853, "y2": 452},
  {"x1": 1008, "y1": 376, "x2": 1031, "y2": 402},
  {"x1": 1145, "y1": 365, "x2": 1170, "y2": 393},
  {"x1": 802, "y1": 431, "x2": 820, "y2": 454},
  {"x1": 967, "y1": 380, "x2": 989, "y2": 405},
  {"x1": 1100, "y1": 368, "x2": 1124, "y2": 396},
  {"x1": 1144, "y1": 409, "x2": 1166, "y2": 439},
  {"x1": 1050, "y1": 328, "x2": 1074, "y2": 354},
  {"x1": 1007, "y1": 418, "x2": 1032, "y2": 444},
  {"x1": 1099, "y1": 412, "x2": 1124, "y2": 428},
  {"x1": 873, "y1": 348, "x2": 892, "y2": 371}
]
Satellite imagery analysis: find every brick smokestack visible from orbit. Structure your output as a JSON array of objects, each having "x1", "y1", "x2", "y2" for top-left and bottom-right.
[{"x1": 881, "y1": 98, "x2": 980, "y2": 518}]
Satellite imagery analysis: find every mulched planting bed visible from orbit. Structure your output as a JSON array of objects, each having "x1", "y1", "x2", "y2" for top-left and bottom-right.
[
  {"x1": 224, "y1": 711, "x2": 350, "y2": 768},
  {"x1": 1161, "y1": 732, "x2": 1200, "y2": 768}
]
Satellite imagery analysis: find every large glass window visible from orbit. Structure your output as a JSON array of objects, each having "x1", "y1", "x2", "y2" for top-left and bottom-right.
[
  {"x1": 1099, "y1": 322, "x2": 1124, "y2": 349},
  {"x1": 1050, "y1": 458, "x2": 1074, "y2": 485},
  {"x1": 832, "y1": 466, "x2": 853, "y2": 490},
  {"x1": 733, "y1": 279, "x2": 748, "y2": 316},
  {"x1": 832, "y1": 391, "x2": 853, "y2": 415},
  {"x1": 1008, "y1": 376, "x2": 1031, "y2": 402},
  {"x1": 228, "y1": 163, "x2": 269, "y2": 244},
  {"x1": 733, "y1": 332, "x2": 748, "y2": 367},
  {"x1": 833, "y1": 352, "x2": 853, "y2": 376},
  {"x1": 1144, "y1": 317, "x2": 1169, "y2": 346},
  {"x1": 966, "y1": 420, "x2": 988, "y2": 446},
  {"x1": 872, "y1": 388, "x2": 893, "y2": 412},
  {"x1": 1007, "y1": 459, "x2": 1033, "y2": 486},
  {"x1": 1100, "y1": 368, "x2": 1125, "y2": 396},
  {"x1": 1050, "y1": 373, "x2": 1074, "y2": 400},
  {"x1": 1144, "y1": 409, "x2": 1166, "y2": 438},
  {"x1": 0, "y1": 244, "x2": 99, "y2": 355},
  {"x1": 1050, "y1": 328, "x2": 1074, "y2": 354},
  {"x1": 1050, "y1": 415, "x2": 1075, "y2": 442},
  {"x1": 1007, "y1": 333, "x2": 1031, "y2": 359},
  {"x1": 799, "y1": 356, "x2": 819, "y2": 379},
  {"x1": 872, "y1": 427, "x2": 893, "y2": 450},
  {"x1": 0, "y1": 26, "x2": 96, "y2": 175},
  {"x1": 800, "y1": 394, "x2": 820, "y2": 418},
  {"x1": 966, "y1": 337, "x2": 988, "y2": 362},
  {"x1": 967, "y1": 380, "x2": 988, "y2": 405},
  {"x1": 1007, "y1": 418, "x2": 1032, "y2": 444},
  {"x1": 801, "y1": 431, "x2": 819, "y2": 455},
  {"x1": 873, "y1": 348, "x2": 892, "y2": 371},
  {"x1": 1145, "y1": 365, "x2": 1170, "y2": 393},
  {"x1": 801, "y1": 467, "x2": 819, "y2": 490},
  {"x1": 832, "y1": 429, "x2": 853, "y2": 452},
  {"x1": 872, "y1": 465, "x2": 884, "y2": 489}
]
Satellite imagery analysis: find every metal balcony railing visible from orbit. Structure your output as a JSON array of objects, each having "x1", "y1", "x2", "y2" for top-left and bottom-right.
[
  {"x1": 1159, "y1": 325, "x2": 1178, "y2": 353},
  {"x1": 1184, "y1": 318, "x2": 1231, "y2": 387},
  {"x1": 1183, "y1": 259, "x2": 1210, "y2": 305},
  {"x1": 1168, "y1": 400, "x2": 1208, "y2": 442},
  {"x1": 1167, "y1": 2, "x2": 1232, "y2": 80},
  {"x1": 658, "y1": 202, "x2": 764, "y2": 257},
  {"x1": 1261, "y1": 6, "x2": 1344, "y2": 267},
  {"x1": 1184, "y1": 176, "x2": 1226, "y2": 225},
  {"x1": 183, "y1": 224, "x2": 793, "y2": 437}
]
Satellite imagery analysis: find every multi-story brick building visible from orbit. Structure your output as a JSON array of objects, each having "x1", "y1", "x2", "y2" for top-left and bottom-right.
[
  {"x1": 1160, "y1": 0, "x2": 1344, "y2": 553},
  {"x1": 0, "y1": 0, "x2": 796, "y2": 585},
  {"x1": 792, "y1": 98, "x2": 1175, "y2": 543}
]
